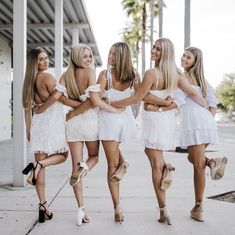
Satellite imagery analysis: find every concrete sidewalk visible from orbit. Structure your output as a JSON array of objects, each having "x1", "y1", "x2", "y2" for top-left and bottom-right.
[{"x1": 0, "y1": 125, "x2": 235, "y2": 235}]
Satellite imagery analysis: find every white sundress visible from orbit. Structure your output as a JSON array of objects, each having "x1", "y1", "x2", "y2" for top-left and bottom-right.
[
  {"x1": 30, "y1": 83, "x2": 68, "y2": 155},
  {"x1": 99, "y1": 72, "x2": 137, "y2": 143},
  {"x1": 66, "y1": 84, "x2": 100, "y2": 142},
  {"x1": 177, "y1": 85, "x2": 218, "y2": 148},
  {"x1": 141, "y1": 89, "x2": 177, "y2": 150}
]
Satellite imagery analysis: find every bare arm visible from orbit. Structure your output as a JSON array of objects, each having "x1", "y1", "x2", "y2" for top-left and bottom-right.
[
  {"x1": 66, "y1": 99, "x2": 94, "y2": 121},
  {"x1": 59, "y1": 95, "x2": 81, "y2": 108},
  {"x1": 24, "y1": 108, "x2": 32, "y2": 141},
  {"x1": 143, "y1": 93, "x2": 172, "y2": 106},
  {"x1": 178, "y1": 75, "x2": 209, "y2": 108}
]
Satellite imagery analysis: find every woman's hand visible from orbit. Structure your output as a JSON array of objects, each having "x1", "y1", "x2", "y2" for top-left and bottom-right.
[
  {"x1": 144, "y1": 103, "x2": 159, "y2": 112},
  {"x1": 26, "y1": 129, "x2": 30, "y2": 141},
  {"x1": 66, "y1": 110, "x2": 76, "y2": 121},
  {"x1": 33, "y1": 103, "x2": 45, "y2": 114},
  {"x1": 165, "y1": 96, "x2": 173, "y2": 106}
]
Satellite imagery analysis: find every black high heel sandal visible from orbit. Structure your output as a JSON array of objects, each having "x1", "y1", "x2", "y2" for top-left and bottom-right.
[
  {"x1": 27, "y1": 161, "x2": 42, "y2": 185},
  {"x1": 22, "y1": 163, "x2": 34, "y2": 175},
  {"x1": 38, "y1": 201, "x2": 53, "y2": 223}
]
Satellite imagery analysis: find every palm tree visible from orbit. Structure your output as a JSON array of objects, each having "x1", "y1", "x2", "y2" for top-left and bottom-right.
[
  {"x1": 121, "y1": 0, "x2": 159, "y2": 75},
  {"x1": 184, "y1": 0, "x2": 191, "y2": 49}
]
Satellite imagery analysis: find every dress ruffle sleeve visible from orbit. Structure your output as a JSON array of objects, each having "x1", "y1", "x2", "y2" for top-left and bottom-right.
[
  {"x1": 54, "y1": 83, "x2": 68, "y2": 97},
  {"x1": 79, "y1": 84, "x2": 101, "y2": 102},
  {"x1": 206, "y1": 81, "x2": 218, "y2": 108}
]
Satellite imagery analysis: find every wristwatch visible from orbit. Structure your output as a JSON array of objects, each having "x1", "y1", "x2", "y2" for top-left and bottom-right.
[{"x1": 158, "y1": 107, "x2": 163, "y2": 112}]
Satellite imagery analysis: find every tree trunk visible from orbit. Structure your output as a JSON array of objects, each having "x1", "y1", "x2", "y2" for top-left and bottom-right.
[
  {"x1": 158, "y1": 0, "x2": 163, "y2": 38},
  {"x1": 184, "y1": 0, "x2": 191, "y2": 49}
]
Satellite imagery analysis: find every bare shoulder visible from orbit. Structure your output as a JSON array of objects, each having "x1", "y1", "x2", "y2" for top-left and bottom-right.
[
  {"x1": 38, "y1": 71, "x2": 55, "y2": 83},
  {"x1": 97, "y1": 69, "x2": 107, "y2": 82}
]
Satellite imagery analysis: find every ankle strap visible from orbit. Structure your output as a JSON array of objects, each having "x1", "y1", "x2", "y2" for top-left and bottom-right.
[
  {"x1": 159, "y1": 206, "x2": 167, "y2": 211},
  {"x1": 78, "y1": 162, "x2": 88, "y2": 171},
  {"x1": 38, "y1": 201, "x2": 47, "y2": 210}
]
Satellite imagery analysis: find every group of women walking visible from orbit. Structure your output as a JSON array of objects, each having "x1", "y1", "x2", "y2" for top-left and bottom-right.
[{"x1": 21, "y1": 37, "x2": 227, "y2": 226}]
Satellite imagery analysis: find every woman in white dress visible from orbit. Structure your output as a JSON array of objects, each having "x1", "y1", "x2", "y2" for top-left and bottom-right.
[
  {"x1": 146, "y1": 46, "x2": 227, "y2": 222},
  {"x1": 111, "y1": 38, "x2": 209, "y2": 225},
  {"x1": 22, "y1": 47, "x2": 69, "y2": 223},
  {"x1": 178, "y1": 47, "x2": 227, "y2": 222},
  {"x1": 60, "y1": 44, "x2": 122, "y2": 226},
  {"x1": 97, "y1": 42, "x2": 141, "y2": 223}
]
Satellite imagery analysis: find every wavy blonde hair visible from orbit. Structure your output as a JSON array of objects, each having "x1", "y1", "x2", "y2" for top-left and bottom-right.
[
  {"x1": 185, "y1": 47, "x2": 207, "y2": 97},
  {"x1": 62, "y1": 44, "x2": 95, "y2": 99},
  {"x1": 110, "y1": 42, "x2": 136, "y2": 83},
  {"x1": 22, "y1": 47, "x2": 47, "y2": 108},
  {"x1": 154, "y1": 38, "x2": 179, "y2": 94}
]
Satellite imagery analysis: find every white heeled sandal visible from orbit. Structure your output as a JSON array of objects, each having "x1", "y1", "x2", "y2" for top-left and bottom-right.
[{"x1": 77, "y1": 206, "x2": 90, "y2": 226}]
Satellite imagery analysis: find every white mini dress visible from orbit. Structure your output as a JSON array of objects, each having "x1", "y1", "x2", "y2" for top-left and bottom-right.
[
  {"x1": 30, "y1": 83, "x2": 68, "y2": 155},
  {"x1": 99, "y1": 87, "x2": 137, "y2": 143},
  {"x1": 177, "y1": 85, "x2": 218, "y2": 148},
  {"x1": 141, "y1": 89, "x2": 177, "y2": 150},
  {"x1": 66, "y1": 84, "x2": 100, "y2": 142}
]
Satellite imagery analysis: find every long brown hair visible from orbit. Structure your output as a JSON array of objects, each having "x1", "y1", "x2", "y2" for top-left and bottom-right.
[
  {"x1": 110, "y1": 42, "x2": 136, "y2": 83},
  {"x1": 22, "y1": 47, "x2": 47, "y2": 108}
]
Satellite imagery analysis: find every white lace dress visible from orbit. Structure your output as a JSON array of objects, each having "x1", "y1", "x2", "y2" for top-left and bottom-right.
[
  {"x1": 30, "y1": 83, "x2": 68, "y2": 155},
  {"x1": 99, "y1": 87, "x2": 137, "y2": 143},
  {"x1": 177, "y1": 85, "x2": 218, "y2": 148},
  {"x1": 141, "y1": 89, "x2": 177, "y2": 150},
  {"x1": 66, "y1": 84, "x2": 100, "y2": 142}
]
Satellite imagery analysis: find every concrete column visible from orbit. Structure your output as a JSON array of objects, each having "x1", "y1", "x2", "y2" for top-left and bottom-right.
[
  {"x1": 55, "y1": 0, "x2": 63, "y2": 80},
  {"x1": 72, "y1": 28, "x2": 79, "y2": 46},
  {"x1": 13, "y1": 0, "x2": 27, "y2": 186}
]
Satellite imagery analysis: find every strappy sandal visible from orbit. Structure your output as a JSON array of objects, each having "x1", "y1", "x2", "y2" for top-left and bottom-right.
[
  {"x1": 158, "y1": 206, "x2": 172, "y2": 225},
  {"x1": 38, "y1": 201, "x2": 53, "y2": 223},
  {"x1": 26, "y1": 161, "x2": 42, "y2": 185},
  {"x1": 70, "y1": 162, "x2": 89, "y2": 186},
  {"x1": 191, "y1": 202, "x2": 204, "y2": 222},
  {"x1": 114, "y1": 204, "x2": 124, "y2": 224},
  {"x1": 160, "y1": 163, "x2": 175, "y2": 190},
  {"x1": 209, "y1": 157, "x2": 228, "y2": 180},
  {"x1": 77, "y1": 206, "x2": 90, "y2": 226},
  {"x1": 111, "y1": 160, "x2": 129, "y2": 182}
]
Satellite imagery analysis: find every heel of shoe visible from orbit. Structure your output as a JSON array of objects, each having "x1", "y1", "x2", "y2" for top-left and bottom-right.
[
  {"x1": 22, "y1": 163, "x2": 34, "y2": 175},
  {"x1": 191, "y1": 202, "x2": 204, "y2": 222},
  {"x1": 77, "y1": 206, "x2": 88, "y2": 226},
  {"x1": 38, "y1": 210, "x2": 45, "y2": 223},
  {"x1": 160, "y1": 163, "x2": 175, "y2": 191},
  {"x1": 111, "y1": 160, "x2": 129, "y2": 182},
  {"x1": 158, "y1": 206, "x2": 172, "y2": 225}
]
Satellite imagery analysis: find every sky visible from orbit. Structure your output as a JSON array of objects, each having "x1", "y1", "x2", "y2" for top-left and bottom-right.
[{"x1": 84, "y1": 0, "x2": 235, "y2": 88}]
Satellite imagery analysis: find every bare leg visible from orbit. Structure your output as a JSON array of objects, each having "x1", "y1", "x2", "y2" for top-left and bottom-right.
[
  {"x1": 85, "y1": 140, "x2": 99, "y2": 171},
  {"x1": 68, "y1": 141, "x2": 85, "y2": 207},
  {"x1": 102, "y1": 140, "x2": 120, "y2": 206},
  {"x1": 188, "y1": 144, "x2": 206, "y2": 203},
  {"x1": 145, "y1": 148, "x2": 166, "y2": 208}
]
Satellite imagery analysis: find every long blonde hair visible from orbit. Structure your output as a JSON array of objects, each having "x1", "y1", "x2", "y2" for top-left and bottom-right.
[
  {"x1": 185, "y1": 47, "x2": 207, "y2": 97},
  {"x1": 62, "y1": 44, "x2": 95, "y2": 99},
  {"x1": 22, "y1": 47, "x2": 47, "y2": 108},
  {"x1": 110, "y1": 42, "x2": 136, "y2": 83},
  {"x1": 154, "y1": 38, "x2": 178, "y2": 94}
]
